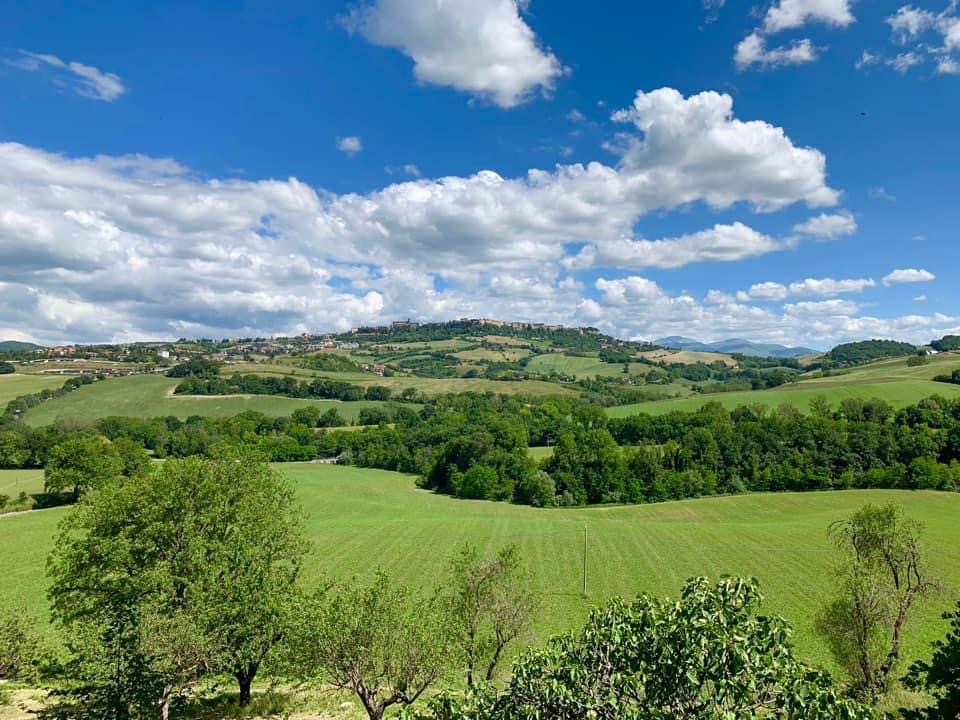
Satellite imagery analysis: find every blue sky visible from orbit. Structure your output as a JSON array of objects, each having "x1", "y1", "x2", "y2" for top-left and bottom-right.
[{"x1": 0, "y1": 0, "x2": 957, "y2": 348}]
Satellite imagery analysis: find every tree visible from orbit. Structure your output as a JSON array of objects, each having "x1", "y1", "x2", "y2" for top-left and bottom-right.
[
  {"x1": 288, "y1": 572, "x2": 450, "y2": 720},
  {"x1": 47, "y1": 454, "x2": 307, "y2": 715},
  {"x1": 0, "y1": 361, "x2": 14, "y2": 374},
  {"x1": 44, "y1": 435, "x2": 123, "y2": 499},
  {"x1": 425, "y1": 578, "x2": 876, "y2": 720},
  {"x1": 902, "y1": 600, "x2": 960, "y2": 719},
  {"x1": 442, "y1": 544, "x2": 536, "y2": 687},
  {"x1": 817, "y1": 503, "x2": 937, "y2": 699}
]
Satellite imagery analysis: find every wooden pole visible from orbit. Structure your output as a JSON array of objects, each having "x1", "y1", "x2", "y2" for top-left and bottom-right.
[{"x1": 582, "y1": 526, "x2": 588, "y2": 596}]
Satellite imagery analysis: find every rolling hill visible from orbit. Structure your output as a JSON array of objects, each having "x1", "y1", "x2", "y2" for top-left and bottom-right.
[{"x1": 655, "y1": 336, "x2": 818, "y2": 358}]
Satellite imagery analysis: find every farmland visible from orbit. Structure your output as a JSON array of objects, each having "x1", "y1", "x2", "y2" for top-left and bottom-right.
[
  {"x1": 610, "y1": 352, "x2": 960, "y2": 417},
  {"x1": 2, "y1": 463, "x2": 959, "y2": 674},
  {"x1": 21, "y1": 374, "x2": 397, "y2": 426}
]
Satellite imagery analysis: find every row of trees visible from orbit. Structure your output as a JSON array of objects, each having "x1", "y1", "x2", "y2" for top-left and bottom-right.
[
  {"x1": 174, "y1": 373, "x2": 403, "y2": 403},
  {"x1": 934, "y1": 369, "x2": 960, "y2": 386},
  {"x1": 0, "y1": 361, "x2": 14, "y2": 374}
]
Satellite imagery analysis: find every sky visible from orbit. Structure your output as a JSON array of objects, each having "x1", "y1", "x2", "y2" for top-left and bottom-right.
[{"x1": 0, "y1": 0, "x2": 957, "y2": 349}]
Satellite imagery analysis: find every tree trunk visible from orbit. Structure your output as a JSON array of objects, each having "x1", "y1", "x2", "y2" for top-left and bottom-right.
[{"x1": 236, "y1": 671, "x2": 253, "y2": 707}]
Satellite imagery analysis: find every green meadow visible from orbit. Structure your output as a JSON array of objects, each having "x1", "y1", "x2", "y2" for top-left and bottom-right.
[
  {"x1": 21, "y1": 375, "x2": 397, "y2": 426},
  {"x1": 0, "y1": 373, "x2": 67, "y2": 407},
  {"x1": 609, "y1": 353, "x2": 960, "y2": 417},
  {"x1": 2, "y1": 464, "x2": 958, "y2": 674}
]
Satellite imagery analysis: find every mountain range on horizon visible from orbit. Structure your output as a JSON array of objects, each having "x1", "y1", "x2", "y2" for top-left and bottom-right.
[{"x1": 654, "y1": 337, "x2": 819, "y2": 359}]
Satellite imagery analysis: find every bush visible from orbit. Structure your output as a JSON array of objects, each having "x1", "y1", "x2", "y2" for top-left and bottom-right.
[
  {"x1": 0, "y1": 361, "x2": 15, "y2": 375},
  {"x1": 0, "y1": 609, "x2": 41, "y2": 681}
]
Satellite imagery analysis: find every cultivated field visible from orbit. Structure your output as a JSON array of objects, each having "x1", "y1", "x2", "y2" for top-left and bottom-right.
[
  {"x1": 3, "y1": 464, "x2": 958, "y2": 674},
  {"x1": 21, "y1": 375, "x2": 395, "y2": 426},
  {"x1": 637, "y1": 348, "x2": 738, "y2": 367},
  {"x1": 0, "y1": 374, "x2": 67, "y2": 407},
  {"x1": 610, "y1": 353, "x2": 960, "y2": 417},
  {"x1": 227, "y1": 362, "x2": 577, "y2": 397},
  {"x1": 0, "y1": 469, "x2": 44, "y2": 497},
  {"x1": 524, "y1": 353, "x2": 661, "y2": 380}
]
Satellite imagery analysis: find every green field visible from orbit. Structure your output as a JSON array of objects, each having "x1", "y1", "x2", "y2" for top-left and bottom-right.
[
  {"x1": 525, "y1": 353, "x2": 657, "y2": 380},
  {"x1": 0, "y1": 373, "x2": 67, "y2": 406},
  {"x1": 22, "y1": 375, "x2": 395, "y2": 426},
  {"x1": 609, "y1": 353, "x2": 960, "y2": 417},
  {"x1": 0, "y1": 469, "x2": 44, "y2": 496},
  {"x1": 3, "y1": 464, "x2": 958, "y2": 674},
  {"x1": 226, "y1": 362, "x2": 578, "y2": 397}
]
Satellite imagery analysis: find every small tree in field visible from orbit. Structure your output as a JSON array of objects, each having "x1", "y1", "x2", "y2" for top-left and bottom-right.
[
  {"x1": 289, "y1": 572, "x2": 450, "y2": 720},
  {"x1": 44, "y1": 435, "x2": 123, "y2": 499},
  {"x1": 817, "y1": 503, "x2": 937, "y2": 699},
  {"x1": 902, "y1": 599, "x2": 960, "y2": 719},
  {"x1": 442, "y1": 544, "x2": 536, "y2": 686},
  {"x1": 47, "y1": 453, "x2": 306, "y2": 717}
]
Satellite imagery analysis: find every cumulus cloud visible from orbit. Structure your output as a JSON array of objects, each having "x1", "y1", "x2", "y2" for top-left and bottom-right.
[
  {"x1": 734, "y1": 276, "x2": 874, "y2": 302},
  {"x1": 344, "y1": 0, "x2": 563, "y2": 108},
  {"x1": 0, "y1": 88, "x2": 847, "y2": 343},
  {"x1": 8, "y1": 50, "x2": 126, "y2": 101},
  {"x1": 735, "y1": 0, "x2": 857, "y2": 70},
  {"x1": 735, "y1": 33, "x2": 818, "y2": 69},
  {"x1": 792, "y1": 211, "x2": 857, "y2": 239},
  {"x1": 762, "y1": 0, "x2": 857, "y2": 34},
  {"x1": 337, "y1": 136, "x2": 363, "y2": 156},
  {"x1": 883, "y1": 268, "x2": 936, "y2": 285}
]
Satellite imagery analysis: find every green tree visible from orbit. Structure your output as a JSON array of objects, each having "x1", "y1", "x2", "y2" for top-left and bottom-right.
[
  {"x1": 442, "y1": 544, "x2": 536, "y2": 687},
  {"x1": 286, "y1": 572, "x2": 450, "y2": 720},
  {"x1": 425, "y1": 578, "x2": 875, "y2": 720},
  {"x1": 817, "y1": 503, "x2": 937, "y2": 699},
  {"x1": 47, "y1": 454, "x2": 307, "y2": 715},
  {"x1": 0, "y1": 608, "x2": 41, "y2": 681},
  {"x1": 902, "y1": 600, "x2": 960, "y2": 719},
  {"x1": 44, "y1": 435, "x2": 123, "y2": 499}
]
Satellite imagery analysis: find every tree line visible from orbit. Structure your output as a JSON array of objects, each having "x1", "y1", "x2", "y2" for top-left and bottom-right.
[{"x1": 173, "y1": 372, "x2": 408, "y2": 403}]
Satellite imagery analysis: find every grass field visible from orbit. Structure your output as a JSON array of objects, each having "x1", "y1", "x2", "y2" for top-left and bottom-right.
[
  {"x1": 22, "y1": 375, "x2": 395, "y2": 426},
  {"x1": 2, "y1": 464, "x2": 958, "y2": 675},
  {"x1": 229, "y1": 362, "x2": 577, "y2": 398},
  {"x1": 0, "y1": 373, "x2": 67, "y2": 406},
  {"x1": 609, "y1": 353, "x2": 960, "y2": 417},
  {"x1": 525, "y1": 353, "x2": 659, "y2": 380},
  {"x1": 0, "y1": 469, "x2": 44, "y2": 496}
]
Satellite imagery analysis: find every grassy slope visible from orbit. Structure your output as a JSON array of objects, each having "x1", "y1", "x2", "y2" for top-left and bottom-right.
[
  {"x1": 525, "y1": 353, "x2": 655, "y2": 380},
  {"x1": 22, "y1": 375, "x2": 393, "y2": 426},
  {"x1": 609, "y1": 353, "x2": 960, "y2": 417},
  {"x1": 227, "y1": 362, "x2": 577, "y2": 397},
  {"x1": 0, "y1": 469, "x2": 44, "y2": 496},
  {"x1": 3, "y1": 464, "x2": 958, "y2": 673},
  {"x1": 0, "y1": 374, "x2": 67, "y2": 406}
]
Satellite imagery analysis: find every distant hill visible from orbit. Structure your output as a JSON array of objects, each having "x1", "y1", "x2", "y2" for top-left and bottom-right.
[
  {"x1": 654, "y1": 336, "x2": 817, "y2": 359},
  {"x1": 0, "y1": 340, "x2": 41, "y2": 352}
]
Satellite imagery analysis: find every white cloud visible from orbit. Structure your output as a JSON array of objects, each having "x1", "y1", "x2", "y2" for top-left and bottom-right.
[
  {"x1": 566, "y1": 108, "x2": 585, "y2": 123},
  {"x1": 784, "y1": 299, "x2": 862, "y2": 316},
  {"x1": 735, "y1": 276, "x2": 874, "y2": 302},
  {"x1": 737, "y1": 281, "x2": 789, "y2": 302},
  {"x1": 883, "y1": 268, "x2": 936, "y2": 285},
  {"x1": 579, "y1": 223, "x2": 781, "y2": 271},
  {"x1": 914, "y1": 294, "x2": 928, "y2": 301},
  {"x1": 344, "y1": 0, "x2": 563, "y2": 108},
  {"x1": 9, "y1": 50, "x2": 125, "y2": 101},
  {"x1": 337, "y1": 136, "x2": 363, "y2": 156},
  {"x1": 385, "y1": 163, "x2": 421, "y2": 177},
  {"x1": 856, "y1": 50, "x2": 879, "y2": 69},
  {"x1": 868, "y1": 186, "x2": 896, "y2": 201},
  {"x1": 735, "y1": 33, "x2": 818, "y2": 69},
  {"x1": 787, "y1": 277, "x2": 875, "y2": 296},
  {"x1": 883, "y1": 3, "x2": 960, "y2": 75},
  {"x1": 762, "y1": 0, "x2": 857, "y2": 34},
  {"x1": 0, "y1": 88, "x2": 844, "y2": 343},
  {"x1": 792, "y1": 211, "x2": 857, "y2": 239}
]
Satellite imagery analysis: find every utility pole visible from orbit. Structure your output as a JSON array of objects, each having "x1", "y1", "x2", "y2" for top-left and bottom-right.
[{"x1": 582, "y1": 526, "x2": 588, "y2": 597}]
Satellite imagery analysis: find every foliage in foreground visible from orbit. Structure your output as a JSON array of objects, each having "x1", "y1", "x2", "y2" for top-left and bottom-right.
[
  {"x1": 45, "y1": 453, "x2": 306, "y2": 718},
  {"x1": 423, "y1": 577, "x2": 877, "y2": 720},
  {"x1": 902, "y1": 599, "x2": 960, "y2": 719},
  {"x1": 817, "y1": 503, "x2": 937, "y2": 700}
]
